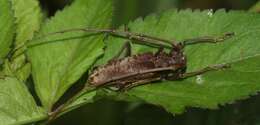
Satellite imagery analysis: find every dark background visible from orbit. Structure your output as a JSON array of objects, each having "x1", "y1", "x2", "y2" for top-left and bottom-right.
[
  {"x1": 37, "y1": 0, "x2": 260, "y2": 125},
  {"x1": 39, "y1": 0, "x2": 258, "y2": 26}
]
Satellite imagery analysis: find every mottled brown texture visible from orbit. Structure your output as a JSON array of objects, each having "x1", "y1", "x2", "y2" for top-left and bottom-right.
[{"x1": 88, "y1": 45, "x2": 187, "y2": 87}]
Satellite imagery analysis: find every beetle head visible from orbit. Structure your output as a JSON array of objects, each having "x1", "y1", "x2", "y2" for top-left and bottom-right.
[
  {"x1": 154, "y1": 44, "x2": 186, "y2": 71},
  {"x1": 169, "y1": 44, "x2": 187, "y2": 70}
]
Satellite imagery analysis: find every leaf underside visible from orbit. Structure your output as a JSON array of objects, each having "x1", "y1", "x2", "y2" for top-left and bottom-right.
[
  {"x1": 4, "y1": 0, "x2": 260, "y2": 123},
  {"x1": 4, "y1": 0, "x2": 259, "y2": 120},
  {"x1": 95, "y1": 9, "x2": 260, "y2": 114}
]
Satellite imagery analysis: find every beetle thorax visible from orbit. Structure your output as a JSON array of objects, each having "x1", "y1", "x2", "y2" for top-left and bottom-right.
[{"x1": 154, "y1": 48, "x2": 186, "y2": 70}]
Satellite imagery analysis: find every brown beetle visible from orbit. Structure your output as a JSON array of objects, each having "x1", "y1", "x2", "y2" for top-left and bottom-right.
[
  {"x1": 88, "y1": 42, "x2": 187, "y2": 90},
  {"x1": 38, "y1": 27, "x2": 234, "y2": 90},
  {"x1": 83, "y1": 29, "x2": 234, "y2": 90}
]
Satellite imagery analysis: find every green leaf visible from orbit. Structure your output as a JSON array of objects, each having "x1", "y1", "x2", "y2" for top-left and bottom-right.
[
  {"x1": 6, "y1": 0, "x2": 42, "y2": 81},
  {"x1": 0, "y1": 0, "x2": 15, "y2": 62},
  {"x1": 27, "y1": 0, "x2": 113, "y2": 110},
  {"x1": 0, "y1": 77, "x2": 47, "y2": 125},
  {"x1": 3, "y1": 55, "x2": 31, "y2": 82},
  {"x1": 10, "y1": 0, "x2": 42, "y2": 49},
  {"x1": 15, "y1": 62, "x2": 31, "y2": 82},
  {"x1": 99, "y1": 10, "x2": 260, "y2": 114}
]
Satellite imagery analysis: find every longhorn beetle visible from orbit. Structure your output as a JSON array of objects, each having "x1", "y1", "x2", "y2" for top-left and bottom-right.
[{"x1": 35, "y1": 27, "x2": 234, "y2": 90}]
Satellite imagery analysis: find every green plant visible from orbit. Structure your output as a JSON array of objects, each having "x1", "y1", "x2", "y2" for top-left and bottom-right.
[{"x1": 0, "y1": 0, "x2": 260, "y2": 125}]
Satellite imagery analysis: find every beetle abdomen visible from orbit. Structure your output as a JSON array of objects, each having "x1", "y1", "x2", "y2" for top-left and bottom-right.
[
  {"x1": 88, "y1": 53, "x2": 156, "y2": 86},
  {"x1": 88, "y1": 49, "x2": 186, "y2": 87}
]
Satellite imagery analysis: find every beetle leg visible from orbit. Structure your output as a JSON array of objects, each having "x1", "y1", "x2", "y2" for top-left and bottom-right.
[
  {"x1": 125, "y1": 41, "x2": 132, "y2": 57},
  {"x1": 123, "y1": 24, "x2": 173, "y2": 47},
  {"x1": 179, "y1": 64, "x2": 230, "y2": 79},
  {"x1": 102, "y1": 32, "x2": 110, "y2": 41},
  {"x1": 179, "y1": 32, "x2": 234, "y2": 47},
  {"x1": 155, "y1": 46, "x2": 164, "y2": 56},
  {"x1": 120, "y1": 77, "x2": 161, "y2": 91},
  {"x1": 110, "y1": 41, "x2": 132, "y2": 61}
]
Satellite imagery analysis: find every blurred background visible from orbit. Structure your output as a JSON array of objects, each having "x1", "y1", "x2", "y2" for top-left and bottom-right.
[
  {"x1": 39, "y1": 0, "x2": 259, "y2": 27},
  {"x1": 37, "y1": 0, "x2": 260, "y2": 125}
]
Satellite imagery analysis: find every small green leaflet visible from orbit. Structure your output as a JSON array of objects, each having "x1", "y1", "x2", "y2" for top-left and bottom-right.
[{"x1": 0, "y1": 77, "x2": 46, "y2": 125}]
